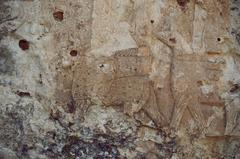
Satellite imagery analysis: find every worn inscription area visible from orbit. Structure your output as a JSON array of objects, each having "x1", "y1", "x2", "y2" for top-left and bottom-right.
[{"x1": 0, "y1": 0, "x2": 240, "y2": 158}]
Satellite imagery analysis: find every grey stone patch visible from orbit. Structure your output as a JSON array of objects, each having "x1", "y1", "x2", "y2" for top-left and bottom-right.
[
  {"x1": 0, "y1": 100, "x2": 34, "y2": 150},
  {"x1": 61, "y1": 133, "x2": 121, "y2": 159},
  {"x1": 230, "y1": 0, "x2": 240, "y2": 46},
  {"x1": 0, "y1": 0, "x2": 18, "y2": 76},
  {"x1": 0, "y1": 26, "x2": 9, "y2": 42},
  {"x1": 38, "y1": 126, "x2": 136, "y2": 159},
  {"x1": 0, "y1": 46, "x2": 15, "y2": 75},
  {"x1": 0, "y1": 146, "x2": 18, "y2": 159},
  {"x1": 222, "y1": 139, "x2": 240, "y2": 159},
  {"x1": 0, "y1": 0, "x2": 19, "y2": 41},
  {"x1": 39, "y1": 105, "x2": 138, "y2": 159}
]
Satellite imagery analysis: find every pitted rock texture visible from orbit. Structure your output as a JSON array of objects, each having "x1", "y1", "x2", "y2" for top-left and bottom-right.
[{"x1": 0, "y1": 0, "x2": 240, "y2": 159}]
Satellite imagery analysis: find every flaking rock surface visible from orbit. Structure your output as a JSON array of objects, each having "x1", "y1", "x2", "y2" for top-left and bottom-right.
[{"x1": 1, "y1": 0, "x2": 240, "y2": 158}]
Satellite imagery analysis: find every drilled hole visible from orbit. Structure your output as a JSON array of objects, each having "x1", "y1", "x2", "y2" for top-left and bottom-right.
[
  {"x1": 19, "y1": 39, "x2": 29, "y2": 50},
  {"x1": 53, "y1": 11, "x2": 64, "y2": 21},
  {"x1": 177, "y1": 0, "x2": 189, "y2": 7},
  {"x1": 70, "y1": 50, "x2": 78, "y2": 56},
  {"x1": 169, "y1": 38, "x2": 176, "y2": 43},
  {"x1": 217, "y1": 37, "x2": 222, "y2": 42}
]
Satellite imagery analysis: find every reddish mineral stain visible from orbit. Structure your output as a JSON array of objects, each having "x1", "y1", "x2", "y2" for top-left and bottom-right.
[
  {"x1": 19, "y1": 39, "x2": 29, "y2": 50},
  {"x1": 53, "y1": 11, "x2": 64, "y2": 21}
]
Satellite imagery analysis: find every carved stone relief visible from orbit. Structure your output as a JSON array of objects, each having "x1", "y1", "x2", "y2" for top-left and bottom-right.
[{"x1": 1, "y1": 0, "x2": 240, "y2": 158}]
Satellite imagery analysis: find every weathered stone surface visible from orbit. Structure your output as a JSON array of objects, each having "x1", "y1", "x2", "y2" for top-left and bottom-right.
[{"x1": 1, "y1": 0, "x2": 240, "y2": 158}]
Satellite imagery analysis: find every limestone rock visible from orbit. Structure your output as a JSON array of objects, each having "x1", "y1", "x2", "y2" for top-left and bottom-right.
[{"x1": 0, "y1": 0, "x2": 240, "y2": 158}]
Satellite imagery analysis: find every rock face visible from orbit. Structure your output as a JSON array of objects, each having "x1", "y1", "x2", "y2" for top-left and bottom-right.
[{"x1": 0, "y1": 0, "x2": 240, "y2": 158}]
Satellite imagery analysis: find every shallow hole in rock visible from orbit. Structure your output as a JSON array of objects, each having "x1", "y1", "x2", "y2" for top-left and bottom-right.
[
  {"x1": 53, "y1": 11, "x2": 64, "y2": 21},
  {"x1": 197, "y1": 80, "x2": 203, "y2": 86},
  {"x1": 68, "y1": 122, "x2": 74, "y2": 127},
  {"x1": 150, "y1": 20, "x2": 154, "y2": 24},
  {"x1": 176, "y1": 0, "x2": 189, "y2": 7},
  {"x1": 70, "y1": 50, "x2": 78, "y2": 56},
  {"x1": 169, "y1": 38, "x2": 176, "y2": 43},
  {"x1": 19, "y1": 39, "x2": 29, "y2": 50},
  {"x1": 217, "y1": 37, "x2": 222, "y2": 42},
  {"x1": 15, "y1": 91, "x2": 31, "y2": 97},
  {"x1": 99, "y1": 64, "x2": 104, "y2": 68}
]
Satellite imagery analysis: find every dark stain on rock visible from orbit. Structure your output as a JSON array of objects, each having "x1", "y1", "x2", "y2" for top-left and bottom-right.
[
  {"x1": 20, "y1": 144, "x2": 29, "y2": 156},
  {"x1": 38, "y1": 74, "x2": 43, "y2": 84},
  {"x1": 62, "y1": 134, "x2": 120, "y2": 159},
  {"x1": 50, "y1": 109, "x2": 61, "y2": 121},
  {"x1": 68, "y1": 122, "x2": 74, "y2": 127},
  {"x1": 235, "y1": 31, "x2": 240, "y2": 46},
  {"x1": 196, "y1": 80, "x2": 203, "y2": 86},
  {"x1": 67, "y1": 96, "x2": 76, "y2": 113},
  {"x1": 230, "y1": 84, "x2": 239, "y2": 93},
  {"x1": 53, "y1": 11, "x2": 64, "y2": 21},
  {"x1": 19, "y1": 39, "x2": 29, "y2": 50},
  {"x1": 41, "y1": 143, "x2": 60, "y2": 158},
  {"x1": 176, "y1": 0, "x2": 189, "y2": 7}
]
